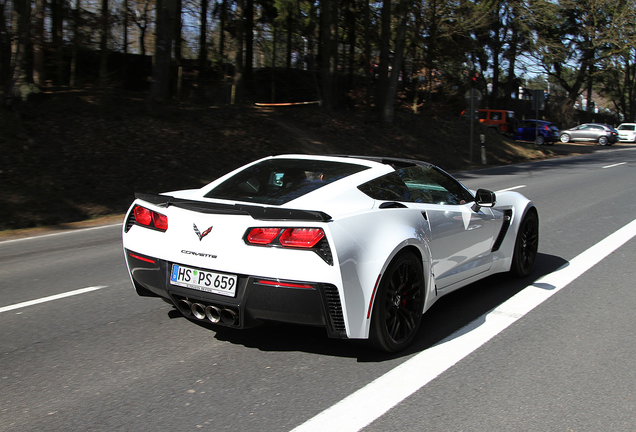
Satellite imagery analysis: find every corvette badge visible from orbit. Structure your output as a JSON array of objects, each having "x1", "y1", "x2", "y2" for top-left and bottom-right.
[{"x1": 193, "y1": 223, "x2": 213, "y2": 241}]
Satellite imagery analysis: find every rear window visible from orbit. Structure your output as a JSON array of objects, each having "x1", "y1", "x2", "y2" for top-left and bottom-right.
[{"x1": 204, "y1": 159, "x2": 369, "y2": 205}]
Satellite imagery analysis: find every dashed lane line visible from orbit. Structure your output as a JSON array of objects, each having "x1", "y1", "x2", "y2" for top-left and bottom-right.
[{"x1": 0, "y1": 286, "x2": 108, "y2": 314}]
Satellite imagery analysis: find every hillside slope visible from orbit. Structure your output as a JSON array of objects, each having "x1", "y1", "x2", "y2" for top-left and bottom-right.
[{"x1": 0, "y1": 88, "x2": 599, "y2": 231}]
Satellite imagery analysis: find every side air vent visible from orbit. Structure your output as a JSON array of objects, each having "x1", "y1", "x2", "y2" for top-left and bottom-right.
[
  {"x1": 315, "y1": 237, "x2": 334, "y2": 266},
  {"x1": 492, "y1": 209, "x2": 513, "y2": 252},
  {"x1": 321, "y1": 285, "x2": 346, "y2": 337},
  {"x1": 124, "y1": 209, "x2": 136, "y2": 233}
]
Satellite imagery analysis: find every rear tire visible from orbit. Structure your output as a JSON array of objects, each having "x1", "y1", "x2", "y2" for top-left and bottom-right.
[
  {"x1": 511, "y1": 211, "x2": 539, "y2": 278},
  {"x1": 535, "y1": 135, "x2": 545, "y2": 145},
  {"x1": 369, "y1": 251, "x2": 424, "y2": 352},
  {"x1": 599, "y1": 136, "x2": 608, "y2": 146}
]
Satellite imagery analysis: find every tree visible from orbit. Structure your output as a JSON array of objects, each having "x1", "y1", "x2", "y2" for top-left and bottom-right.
[
  {"x1": 531, "y1": 0, "x2": 630, "y2": 115},
  {"x1": 130, "y1": 0, "x2": 154, "y2": 56},
  {"x1": 4, "y1": 0, "x2": 30, "y2": 105},
  {"x1": 149, "y1": 0, "x2": 177, "y2": 106},
  {"x1": 198, "y1": 0, "x2": 208, "y2": 98},
  {"x1": 232, "y1": 0, "x2": 245, "y2": 104},
  {"x1": 100, "y1": 0, "x2": 109, "y2": 84},
  {"x1": 381, "y1": 0, "x2": 409, "y2": 123}
]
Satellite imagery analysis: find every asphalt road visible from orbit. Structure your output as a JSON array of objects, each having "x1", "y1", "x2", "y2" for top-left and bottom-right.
[{"x1": 1, "y1": 146, "x2": 635, "y2": 431}]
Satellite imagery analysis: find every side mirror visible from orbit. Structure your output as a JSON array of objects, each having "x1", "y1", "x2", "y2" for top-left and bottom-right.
[{"x1": 473, "y1": 189, "x2": 496, "y2": 210}]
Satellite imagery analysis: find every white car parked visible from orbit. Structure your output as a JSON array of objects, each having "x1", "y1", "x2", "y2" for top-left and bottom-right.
[{"x1": 617, "y1": 123, "x2": 636, "y2": 143}]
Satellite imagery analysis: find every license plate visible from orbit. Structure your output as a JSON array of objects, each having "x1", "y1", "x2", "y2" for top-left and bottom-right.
[{"x1": 170, "y1": 264, "x2": 237, "y2": 297}]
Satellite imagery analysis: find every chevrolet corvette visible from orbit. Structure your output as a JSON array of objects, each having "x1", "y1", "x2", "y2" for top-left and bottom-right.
[{"x1": 123, "y1": 154, "x2": 538, "y2": 352}]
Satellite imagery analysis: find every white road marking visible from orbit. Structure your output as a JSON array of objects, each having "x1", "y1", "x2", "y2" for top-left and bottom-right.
[
  {"x1": 602, "y1": 162, "x2": 627, "y2": 169},
  {"x1": 0, "y1": 286, "x2": 108, "y2": 314},
  {"x1": 291, "y1": 218, "x2": 636, "y2": 432},
  {"x1": 0, "y1": 223, "x2": 122, "y2": 244},
  {"x1": 497, "y1": 185, "x2": 526, "y2": 192}
]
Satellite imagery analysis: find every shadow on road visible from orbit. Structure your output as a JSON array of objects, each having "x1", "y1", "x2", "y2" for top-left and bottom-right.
[{"x1": 169, "y1": 252, "x2": 568, "y2": 362}]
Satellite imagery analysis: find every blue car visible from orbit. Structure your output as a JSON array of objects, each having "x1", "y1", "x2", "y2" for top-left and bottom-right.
[{"x1": 513, "y1": 119, "x2": 560, "y2": 145}]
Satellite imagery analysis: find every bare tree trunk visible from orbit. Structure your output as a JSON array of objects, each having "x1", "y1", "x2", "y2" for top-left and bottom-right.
[
  {"x1": 51, "y1": 0, "x2": 64, "y2": 85},
  {"x1": 382, "y1": 1, "x2": 408, "y2": 123},
  {"x1": 244, "y1": 0, "x2": 253, "y2": 87},
  {"x1": 219, "y1": 0, "x2": 227, "y2": 65},
  {"x1": 99, "y1": 0, "x2": 109, "y2": 85},
  {"x1": 198, "y1": 0, "x2": 208, "y2": 99},
  {"x1": 320, "y1": 0, "x2": 332, "y2": 110},
  {"x1": 149, "y1": 0, "x2": 177, "y2": 109},
  {"x1": 364, "y1": 0, "x2": 371, "y2": 110},
  {"x1": 0, "y1": 3, "x2": 9, "y2": 85},
  {"x1": 232, "y1": 0, "x2": 244, "y2": 104},
  {"x1": 286, "y1": 12, "x2": 292, "y2": 70},
  {"x1": 5, "y1": 0, "x2": 30, "y2": 106},
  {"x1": 33, "y1": 0, "x2": 45, "y2": 87},
  {"x1": 123, "y1": 0, "x2": 128, "y2": 53},
  {"x1": 174, "y1": 0, "x2": 182, "y2": 63},
  {"x1": 586, "y1": 64, "x2": 594, "y2": 113},
  {"x1": 377, "y1": 0, "x2": 391, "y2": 110},
  {"x1": 70, "y1": 0, "x2": 81, "y2": 87}
]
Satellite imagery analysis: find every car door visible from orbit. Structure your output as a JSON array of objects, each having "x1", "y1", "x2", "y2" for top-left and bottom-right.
[
  {"x1": 573, "y1": 124, "x2": 598, "y2": 141},
  {"x1": 424, "y1": 202, "x2": 498, "y2": 289},
  {"x1": 523, "y1": 120, "x2": 536, "y2": 141},
  {"x1": 399, "y1": 166, "x2": 500, "y2": 289}
]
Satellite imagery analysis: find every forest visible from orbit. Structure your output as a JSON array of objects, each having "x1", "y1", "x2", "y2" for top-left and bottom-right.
[{"x1": 2, "y1": 0, "x2": 636, "y2": 126}]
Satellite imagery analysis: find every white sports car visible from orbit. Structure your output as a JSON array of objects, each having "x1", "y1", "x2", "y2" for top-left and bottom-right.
[{"x1": 123, "y1": 154, "x2": 538, "y2": 352}]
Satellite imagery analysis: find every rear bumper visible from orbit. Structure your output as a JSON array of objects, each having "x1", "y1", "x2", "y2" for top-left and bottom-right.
[{"x1": 124, "y1": 249, "x2": 347, "y2": 339}]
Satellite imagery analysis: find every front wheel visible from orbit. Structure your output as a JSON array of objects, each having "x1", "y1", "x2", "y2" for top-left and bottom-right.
[
  {"x1": 369, "y1": 251, "x2": 424, "y2": 352},
  {"x1": 511, "y1": 211, "x2": 539, "y2": 278},
  {"x1": 560, "y1": 133, "x2": 571, "y2": 143}
]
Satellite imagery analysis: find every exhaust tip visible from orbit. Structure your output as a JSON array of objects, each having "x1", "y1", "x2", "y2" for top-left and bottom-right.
[
  {"x1": 191, "y1": 303, "x2": 206, "y2": 320},
  {"x1": 176, "y1": 299, "x2": 193, "y2": 317},
  {"x1": 205, "y1": 305, "x2": 221, "y2": 323},
  {"x1": 220, "y1": 308, "x2": 238, "y2": 326}
]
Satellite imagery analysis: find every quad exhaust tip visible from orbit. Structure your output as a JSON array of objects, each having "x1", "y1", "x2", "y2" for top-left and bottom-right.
[{"x1": 176, "y1": 299, "x2": 238, "y2": 326}]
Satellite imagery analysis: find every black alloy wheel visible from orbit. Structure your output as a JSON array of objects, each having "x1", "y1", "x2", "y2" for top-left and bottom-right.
[
  {"x1": 370, "y1": 251, "x2": 424, "y2": 352},
  {"x1": 511, "y1": 210, "x2": 539, "y2": 278}
]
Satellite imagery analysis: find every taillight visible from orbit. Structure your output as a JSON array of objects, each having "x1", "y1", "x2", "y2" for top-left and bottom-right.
[
  {"x1": 134, "y1": 206, "x2": 152, "y2": 225},
  {"x1": 544, "y1": 125, "x2": 549, "y2": 131},
  {"x1": 133, "y1": 205, "x2": 168, "y2": 232},
  {"x1": 152, "y1": 212, "x2": 169, "y2": 231},
  {"x1": 247, "y1": 228, "x2": 282, "y2": 244},
  {"x1": 279, "y1": 228, "x2": 325, "y2": 248},
  {"x1": 245, "y1": 227, "x2": 325, "y2": 249}
]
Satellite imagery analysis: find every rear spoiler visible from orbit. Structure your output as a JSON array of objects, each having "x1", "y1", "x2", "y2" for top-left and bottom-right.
[{"x1": 135, "y1": 193, "x2": 332, "y2": 222}]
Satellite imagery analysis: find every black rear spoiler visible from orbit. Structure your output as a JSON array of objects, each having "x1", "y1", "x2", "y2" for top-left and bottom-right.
[{"x1": 135, "y1": 193, "x2": 332, "y2": 222}]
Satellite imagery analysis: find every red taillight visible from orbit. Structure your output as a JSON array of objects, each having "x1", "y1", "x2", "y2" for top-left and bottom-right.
[
  {"x1": 134, "y1": 206, "x2": 152, "y2": 226},
  {"x1": 245, "y1": 227, "x2": 325, "y2": 248},
  {"x1": 152, "y1": 212, "x2": 169, "y2": 231},
  {"x1": 279, "y1": 228, "x2": 325, "y2": 248},
  {"x1": 129, "y1": 252, "x2": 156, "y2": 264},
  {"x1": 544, "y1": 125, "x2": 549, "y2": 131},
  {"x1": 133, "y1": 205, "x2": 168, "y2": 232},
  {"x1": 247, "y1": 228, "x2": 283, "y2": 244}
]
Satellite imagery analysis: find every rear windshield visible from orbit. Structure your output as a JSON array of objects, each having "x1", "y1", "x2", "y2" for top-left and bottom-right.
[{"x1": 204, "y1": 159, "x2": 369, "y2": 205}]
